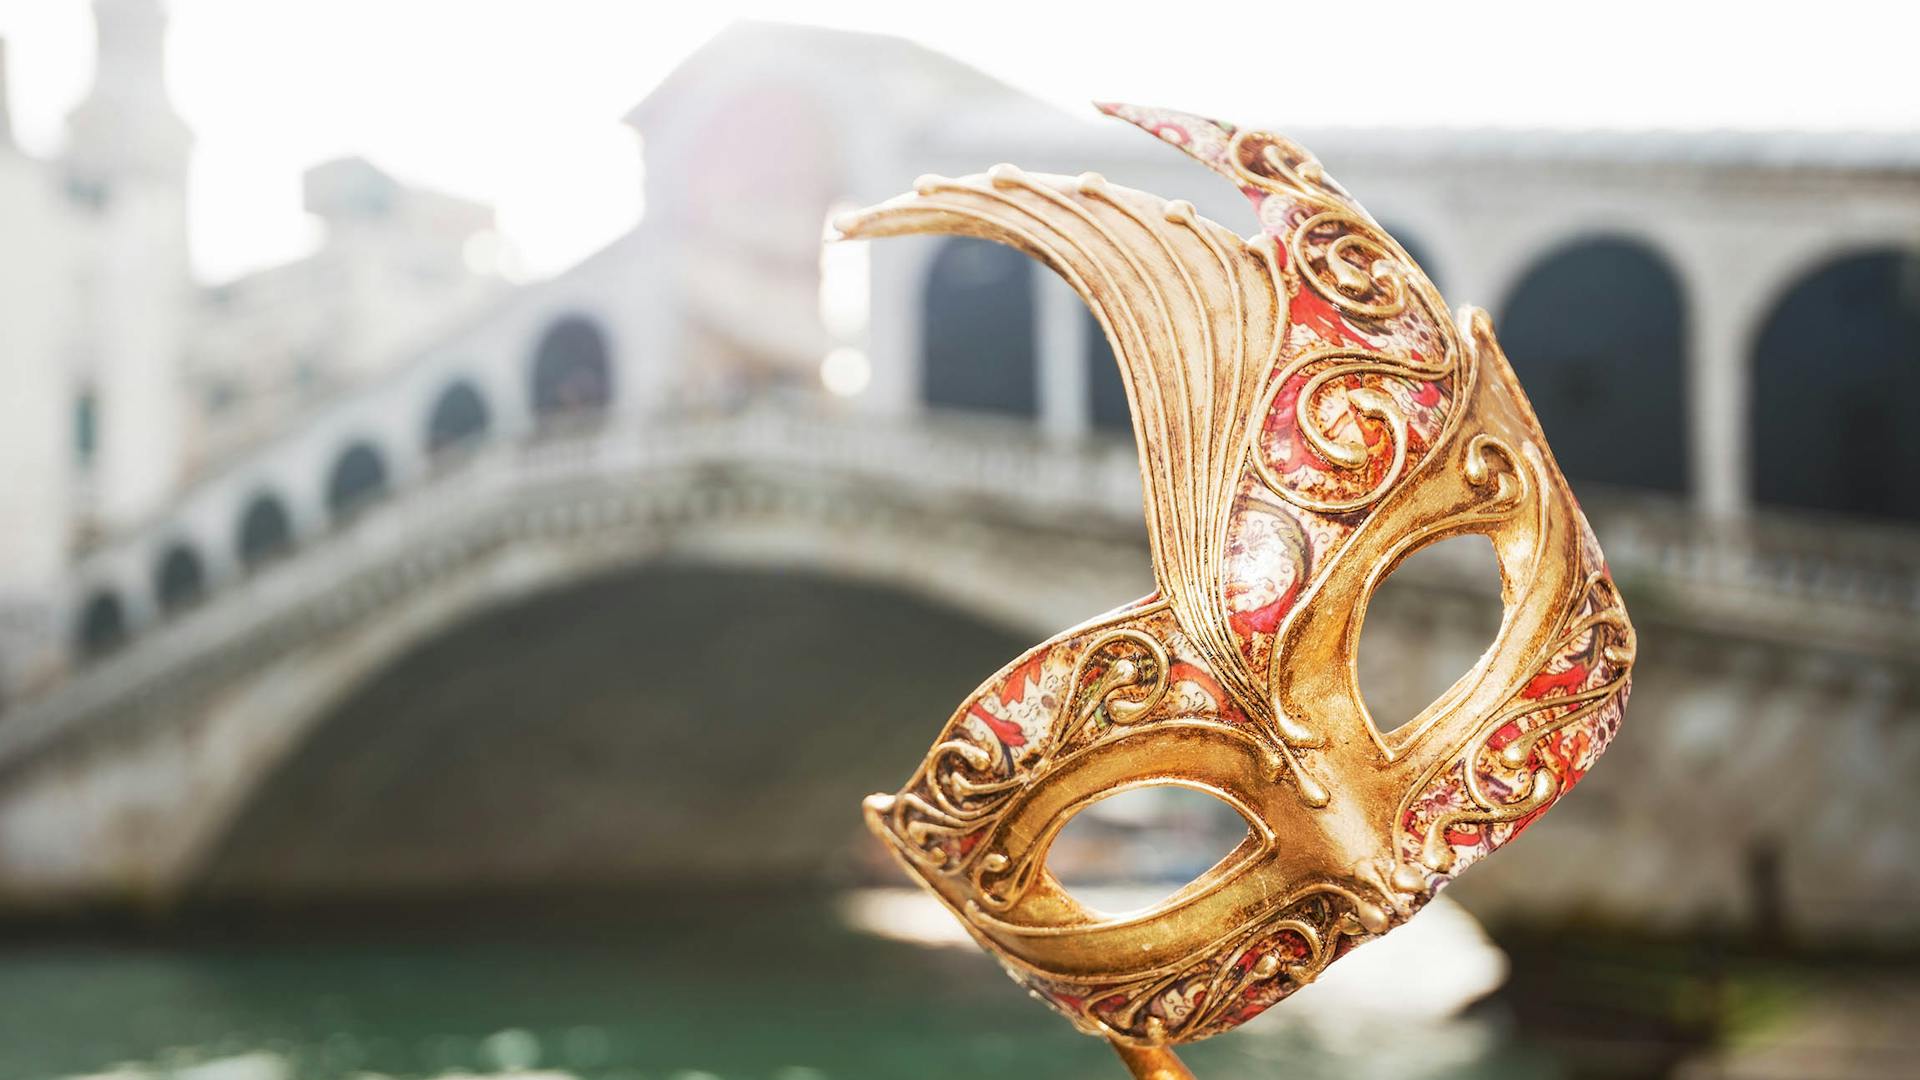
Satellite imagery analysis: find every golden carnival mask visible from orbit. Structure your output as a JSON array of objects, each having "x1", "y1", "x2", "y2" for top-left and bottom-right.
[{"x1": 839, "y1": 104, "x2": 1635, "y2": 1079}]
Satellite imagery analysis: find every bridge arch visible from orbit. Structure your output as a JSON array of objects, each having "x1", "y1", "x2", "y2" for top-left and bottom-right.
[
  {"x1": 153, "y1": 542, "x2": 208, "y2": 615},
  {"x1": 0, "y1": 416, "x2": 1155, "y2": 906},
  {"x1": 1751, "y1": 247, "x2": 1920, "y2": 521},
  {"x1": 193, "y1": 563, "x2": 1035, "y2": 899},
  {"x1": 424, "y1": 378, "x2": 491, "y2": 456},
  {"x1": 921, "y1": 236, "x2": 1038, "y2": 417},
  {"x1": 235, "y1": 492, "x2": 295, "y2": 571},
  {"x1": 1498, "y1": 235, "x2": 1689, "y2": 493},
  {"x1": 325, "y1": 441, "x2": 391, "y2": 523},
  {"x1": 75, "y1": 589, "x2": 128, "y2": 660},
  {"x1": 530, "y1": 315, "x2": 613, "y2": 420}
]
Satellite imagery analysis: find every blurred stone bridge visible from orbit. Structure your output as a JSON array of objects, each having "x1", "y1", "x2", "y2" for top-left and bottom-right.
[
  {"x1": 0, "y1": 408, "x2": 1158, "y2": 908},
  {"x1": 1, "y1": 401, "x2": 1916, "y2": 936}
]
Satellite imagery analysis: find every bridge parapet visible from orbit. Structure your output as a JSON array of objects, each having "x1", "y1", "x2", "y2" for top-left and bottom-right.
[
  {"x1": 16, "y1": 404, "x2": 1920, "y2": 779},
  {"x1": 1585, "y1": 491, "x2": 1920, "y2": 662},
  {"x1": 0, "y1": 405, "x2": 1915, "y2": 921},
  {"x1": 3, "y1": 408, "x2": 1149, "y2": 769}
]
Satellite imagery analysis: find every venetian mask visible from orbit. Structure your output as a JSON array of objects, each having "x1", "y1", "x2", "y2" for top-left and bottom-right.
[{"x1": 837, "y1": 104, "x2": 1635, "y2": 1075}]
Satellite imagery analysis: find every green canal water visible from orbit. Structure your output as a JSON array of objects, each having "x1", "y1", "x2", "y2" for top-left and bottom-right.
[{"x1": 0, "y1": 893, "x2": 1561, "y2": 1080}]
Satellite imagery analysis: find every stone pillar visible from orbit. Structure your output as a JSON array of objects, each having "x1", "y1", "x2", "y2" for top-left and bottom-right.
[
  {"x1": 1035, "y1": 271, "x2": 1090, "y2": 442},
  {"x1": 862, "y1": 236, "x2": 937, "y2": 419},
  {"x1": 65, "y1": 0, "x2": 194, "y2": 533},
  {"x1": 1690, "y1": 266, "x2": 1754, "y2": 519}
]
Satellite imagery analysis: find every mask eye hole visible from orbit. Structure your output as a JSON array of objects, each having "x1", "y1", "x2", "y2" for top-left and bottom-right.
[
  {"x1": 1047, "y1": 786, "x2": 1253, "y2": 915},
  {"x1": 1357, "y1": 534, "x2": 1505, "y2": 739}
]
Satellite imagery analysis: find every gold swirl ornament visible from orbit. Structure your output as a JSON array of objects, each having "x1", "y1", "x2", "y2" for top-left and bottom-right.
[{"x1": 838, "y1": 103, "x2": 1635, "y2": 1080}]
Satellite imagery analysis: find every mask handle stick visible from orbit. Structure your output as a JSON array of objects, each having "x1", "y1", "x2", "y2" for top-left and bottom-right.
[{"x1": 1109, "y1": 1037, "x2": 1197, "y2": 1080}]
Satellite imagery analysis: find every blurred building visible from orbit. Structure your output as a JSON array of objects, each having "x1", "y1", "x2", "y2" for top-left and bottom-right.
[
  {"x1": 187, "y1": 155, "x2": 503, "y2": 468},
  {"x1": 0, "y1": 0, "x2": 501, "y2": 688},
  {"x1": 0, "y1": 14, "x2": 1914, "y2": 943}
]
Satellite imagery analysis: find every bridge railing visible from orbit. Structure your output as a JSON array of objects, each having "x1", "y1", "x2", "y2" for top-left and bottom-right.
[
  {"x1": 28, "y1": 405, "x2": 1920, "y2": 739},
  {"x1": 512, "y1": 407, "x2": 1147, "y2": 522},
  {"x1": 1580, "y1": 488, "x2": 1920, "y2": 658},
  {"x1": 3, "y1": 409, "x2": 1150, "y2": 751}
]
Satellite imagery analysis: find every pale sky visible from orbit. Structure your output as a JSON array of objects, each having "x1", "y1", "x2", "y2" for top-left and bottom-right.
[{"x1": 2, "y1": 0, "x2": 1916, "y2": 284}]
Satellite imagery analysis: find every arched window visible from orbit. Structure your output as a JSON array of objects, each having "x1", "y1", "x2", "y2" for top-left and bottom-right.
[
  {"x1": 531, "y1": 316, "x2": 612, "y2": 419},
  {"x1": 922, "y1": 237, "x2": 1037, "y2": 417},
  {"x1": 1753, "y1": 249, "x2": 1920, "y2": 521},
  {"x1": 326, "y1": 442, "x2": 389, "y2": 522},
  {"x1": 1499, "y1": 237, "x2": 1688, "y2": 493},
  {"x1": 154, "y1": 543, "x2": 206, "y2": 614},
  {"x1": 426, "y1": 380, "x2": 490, "y2": 454},
  {"x1": 1381, "y1": 222, "x2": 1442, "y2": 293},
  {"x1": 76, "y1": 590, "x2": 127, "y2": 658},
  {"x1": 236, "y1": 492, "x2": 294, "y2": 570}
]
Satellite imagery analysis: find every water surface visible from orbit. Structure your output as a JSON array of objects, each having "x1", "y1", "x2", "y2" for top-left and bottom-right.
[{"x1": 0, "y1": 893, "x2": 1554, "y2": 1080}]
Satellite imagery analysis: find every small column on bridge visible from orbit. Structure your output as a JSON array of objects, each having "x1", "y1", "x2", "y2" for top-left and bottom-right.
[
  {"x1": 862, "y1": 235, "x2": 937, "y2": 418},
  {"x1": 1687, "y1": 249, "x2": 1759, "y2": 520},
  {"x1": 1034, "y1": 270, "x2": 1091, "y2": 442}
]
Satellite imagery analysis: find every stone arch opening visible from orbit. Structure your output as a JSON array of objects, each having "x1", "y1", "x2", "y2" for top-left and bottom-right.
[
  {"x1": 192, "y1": 565, "x2": 1031, "y2": 902},
  {"x1": 236, "y1": 492, "x2": 294, "y2": 571},
  {"x1": 154, "y1": 542, "x2": 207, "y2": 615},
  {"x1": 530, "y1": 316, "x2": 613, "y2": 420},
  {"x1": 1088, "y1": 306, "x2": 1129, "y2": 434},
  {"x1": 1379, "y1": 220, "x2": 1442, "y2": 292},
  {"x1": 1752, "y1": 248, "x2": 1920, "y2": 521},
  {"x1": 326, "y1": 442, "x2": 390, "y2": 523},
  {"x1": 76, "y1": 589, "x2": 128, "y2": 659},
  {"x1": 922, "y1": 237, "x2": 1037, "y2": 417},
  {"x1": 1499, "y1": 236, "x2": 1688, "y2": 493},
  {"x1": 425, "y1": 379, "x2": 491, "y2": 455}
]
